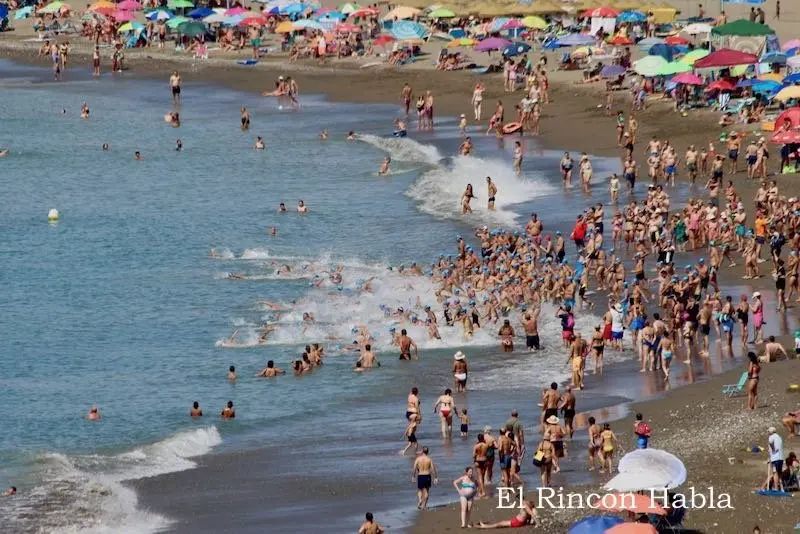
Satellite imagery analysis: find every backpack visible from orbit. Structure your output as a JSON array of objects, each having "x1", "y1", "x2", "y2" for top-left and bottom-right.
[{"x1": 635, "y1": 421, "x2": 652, "y2": 438}]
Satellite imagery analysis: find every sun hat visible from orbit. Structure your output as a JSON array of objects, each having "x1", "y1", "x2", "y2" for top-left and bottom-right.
[
  {"x1": 546, "y1": 415, "x2": 559, "y2": 424},
  {"x1": 454, "y1": 351, "x2": 465, "y2": 360},
  {"x1": 753, "y1": 291, "x2": 761, "y2": 298}
]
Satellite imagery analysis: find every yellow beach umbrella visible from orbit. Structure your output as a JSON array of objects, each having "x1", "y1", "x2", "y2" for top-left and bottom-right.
[
  {"x1": 447, "y1": 37, "x2": 475, "y2": 47},
  {"x1": 774, "y1": 86, "x2": 800, "y2": 102},
  {"x1": 758, "y1": 72, "x2": 784, "y2": 83},
  {"x1": 89, "y1": 0, "x2": 114, "y2": 9},
  {"x1": 521, "y1": 15, "x2": 547, "y2": 29},
  {"x1": 275, "y1": 20, "x2": 295, "y2": 33},
  {"x1": 383, "y1": 5, "x2": 420, "y2": 20}
]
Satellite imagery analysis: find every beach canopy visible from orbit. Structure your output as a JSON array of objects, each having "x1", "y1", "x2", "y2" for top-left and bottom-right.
[
  {"x1": 672, "y1": 72, "x2": 703, "y2": 85},
  {"x1": 476, "y1": 37, "x2": 512, "y2": 51},
  {"x1": 633, "y1": 55, "x2": 667, "y2": 76},
  {"x1": 711, "y1": 18, "x2": 775, "y2": 37},
  {"x1": 681, "y1": 22, "x2": 712, "y2": 36},
  {"x1": 604, "y1": 449, "x2": 687, "y2": 492},
  {"x1": 557, "y1": 33, "x2": 594, "y2": 47},
  {"x1": 383, "y1": 5, "x2": 419, "y2": 20},
  {"x1": 774, "y1": 86, "x2": 800, "y2": 102},
  {"x1": 600, "y1": 64, "x2": 626, "y2": 78},
  {"x1": 568, "y1": 516, "x2": 625, "y2": 534},
  {"x1": 606, "y1": 524, "x2": 658, "y2": 534},
  {"x1": 597, "y1": 493, "x2": 667, "y2": 516},
  {"x1": 678, "y1": 48, "x2": 710, "y2": 65},
  {"x1": 389, "y1": 20, "x2": 429, "y2": 40},
  {"x1": 521, "y1": 15, "x2": 547, "y2": 29},
  {"x1": 694, "y1": 48, "x2": 758, "y2": 68}
]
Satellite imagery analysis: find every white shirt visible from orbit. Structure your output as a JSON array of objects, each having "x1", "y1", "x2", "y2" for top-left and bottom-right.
[
  {"x1": 611, "y1": 308, "x2": 624, "y2": 331},
  {"x1": 768, "y1": 433, "x2": 783, "y2": 463}
]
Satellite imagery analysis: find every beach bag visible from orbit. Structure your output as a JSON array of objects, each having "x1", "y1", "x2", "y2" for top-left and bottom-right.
[
  {"x1": 532, "y1": 449, "x2": 544, "y2": 467},
  {"x1": 635, "y1": 421, "x2": 652, "y2": 438}
]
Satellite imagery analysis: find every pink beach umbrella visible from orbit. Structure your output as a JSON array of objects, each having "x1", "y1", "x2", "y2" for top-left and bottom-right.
[
  {"x1": 224, "y1": 6, "x2": 247, "y2": 16},
  {"x1": 502, "y1": 18, "x2": 524, "y2": 30},
  {"x1": 782, "y1": 39, "x2": 800, "y2": 51},
  {"x1": 113, "y1": 10, "x2": 135, "y2": 21},
  {"x1": 117, "y1": 0, "x2": 141, "y2": 10},
  {"x1": 672, "y1": 72, "x2": 703, "y2": 85}
]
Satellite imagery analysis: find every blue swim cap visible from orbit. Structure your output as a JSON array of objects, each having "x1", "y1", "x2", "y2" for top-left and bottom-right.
[{"x1": 698, "y1": 258, "x2": 704, "y2": 263}]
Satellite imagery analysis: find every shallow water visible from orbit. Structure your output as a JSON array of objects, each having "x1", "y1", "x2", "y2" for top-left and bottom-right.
[{"x1": 3, "y1": 60, "x2": 787, "y2": 534}]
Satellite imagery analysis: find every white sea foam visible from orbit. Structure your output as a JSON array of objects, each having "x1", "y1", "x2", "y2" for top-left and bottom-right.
[
  {"x1": 357, "y1": 133, "x2": 442, "y2": 164},
  {"x1": 407, "y1": 155, "x2": 556, "y2": 227},
  {"x1": 2, "y1": 428, "x2": 222, "y2": 534}
]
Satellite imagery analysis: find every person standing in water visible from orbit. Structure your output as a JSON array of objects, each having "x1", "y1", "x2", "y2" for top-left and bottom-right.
[
  {"x1": 378, "y1": 157, "x2": 391, "y2": 176},
  {"x1": 486, "y1": 176, "x2": 497, "y2": 211},
  {"x1": 513, "y1": 141, "x2": 523, "y2": 175},
  {"x1": 169, "y1": 71, "x2": 182, "y2": 105},
  {"x1": 240, "y1": 107, "x2": 250, "y2": 130},
  {"x1": 401, "y1": 83, "x2": 413, "y2": 116},
  {"x1": 434, "y1": 388, "x2": 458, "y2": 439},
  {"x1": 398, "y1": 329, "x2": 418, "y2": 360},
  {"x1": 453, "y1": 351, "x2": 468, "y2": 392},
  {"x1": 412, "y1": 447, "x2": 438, "y2": 510},
  {"x1": 461, "y1": 184, "x2": 475, "y2": 215}
]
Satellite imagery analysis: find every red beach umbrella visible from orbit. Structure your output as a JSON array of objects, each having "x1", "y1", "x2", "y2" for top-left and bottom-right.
[
  {"x1": 705, "y1": 79, "x2": 736, "y2": 92},
  {"x1": 608, "y1": 35, "x2": 633, "y2": 45},
  {"x1": 665, "y1": 35, "x2": 690, "y2": 45},
  {"x1": 771, "y1": 129, "x2": 800, "y2": 144},
  {"x1": 582, "y1": 7, "x2": 618, "y2": 18},
  {"x1": 239, "y1": 17, "x2": 265, "y2": 27},
  {"x1": 334, "y1": 22, "x2": 359, "y2": 32},
  {"x1": 112, "y1": 9, "x2": 134, "y2": 21},
  {"x1": 348, "y1": 7, "x2": 378, "y2": 18},
  {"x1": 774, "y1": 107, "x2": 800, "y2": 130},
  {"x1": 373, "y1": 34, "x2": 395, "y2": 46},
  {"x1": 694, "y1": 48, "x2": 758, "y2": 68}
]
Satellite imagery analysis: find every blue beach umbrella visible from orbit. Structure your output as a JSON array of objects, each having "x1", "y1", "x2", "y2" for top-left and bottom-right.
[
  {"x1": 618, "y1": 10, "x2": 645, "y2": 22},
  {"x1": 14, "y1": 5, "x2": 33, "y2": 18},
  {"x1": 761, "y1": 51, "x2": 787, "y2": 64},
  {"x1": 783, "y1": 72, "x2": 800, "y2": 84},
  {"x1": 568, "y1": 516, "x2": 625, "y2": 534},
  {"x1": 187, "y1": 6, "x2": 213, "y2": 18},
  {"x1": 648, "y1": 43, "x2": 675, "y2": 61},
  {"x1": 637, "y1": 36, "x2": 664, "y2": 52},
  {"x1": 146, "y1": 9, "x2": 173, "y2": 20},
  {"x1": 316, "y1": 10, "x2": 344, "y2": 20},
  {"x1": 752, "y1": 80, "x2": 782, "y2": 94},
  {"x1": 390, "y1": 20, "x2": 428, "y2": 40},
  {"x1": 503, "y1": 41, "x2": 531, "y2": 57},
  {"x1": 557, "y1": 33, "x2": 594, "y2": 47},
  {"x1": 293, "y1": 18, "x2": 323, "y2": 30}
]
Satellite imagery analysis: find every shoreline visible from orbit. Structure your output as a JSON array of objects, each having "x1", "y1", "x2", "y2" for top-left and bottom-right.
[{"x1": 3, "y1": 36, "x2": 800, "y2": 534}]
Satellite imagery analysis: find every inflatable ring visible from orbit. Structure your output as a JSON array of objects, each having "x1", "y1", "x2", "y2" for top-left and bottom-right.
[{"x1": 502, "y1": 122, "x2": 522, "y2": 135}]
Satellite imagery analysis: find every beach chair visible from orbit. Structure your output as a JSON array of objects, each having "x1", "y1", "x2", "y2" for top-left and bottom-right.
[{"x1": 722, "y1": 372, "x2": 749, "y2": 397}]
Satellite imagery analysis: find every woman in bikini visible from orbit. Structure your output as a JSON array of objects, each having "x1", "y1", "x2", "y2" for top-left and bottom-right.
[
  {"x1": 599, "y1": 423, "x2": 619, "y2": 473},
  {"x1": 475, "y1": 500, "x2": 536, "y2": 529},
  {"x1": 746, "y1": 351, "x2": 760, "y2": 411},
  {"x1": 453, "y1": 467, "x2": 477, "y2": 528},
  {"x1": 587, "y1": 416, "x2": 601, "y2": 471}
]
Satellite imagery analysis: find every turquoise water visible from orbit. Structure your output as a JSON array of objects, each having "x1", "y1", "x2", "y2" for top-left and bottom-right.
[{"x1": 0, "y1": 60, "x2": 656, "y2": 533}]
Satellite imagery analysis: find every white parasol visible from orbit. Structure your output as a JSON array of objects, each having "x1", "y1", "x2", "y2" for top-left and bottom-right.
[{"x1": 603, "y1": 449, "x2": 687, "y2": 492}]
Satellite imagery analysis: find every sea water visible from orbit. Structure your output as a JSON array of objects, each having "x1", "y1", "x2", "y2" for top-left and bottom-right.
[{"x1": 0, "y1": 59, "x2": 680, "y2": 533}]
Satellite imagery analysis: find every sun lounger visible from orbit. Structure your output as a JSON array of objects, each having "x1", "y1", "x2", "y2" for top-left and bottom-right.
[{"x1": 722, "y1": 372, "x2": 749, "y2": 397}]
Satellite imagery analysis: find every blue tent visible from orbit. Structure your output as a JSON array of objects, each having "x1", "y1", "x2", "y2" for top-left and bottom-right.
[
  {"x1": 568, "y1": 516, "x2": 625, "y2": 534},
  {"x1": 649, "y1": 43, "x2": 675, "y2": 61}
]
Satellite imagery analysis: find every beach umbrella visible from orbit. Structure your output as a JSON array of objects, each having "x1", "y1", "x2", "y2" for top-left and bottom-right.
[
  {"x1": 633, "y1": 55, "x2": 667, "y2": 76},
  {"x1": 39, "y1": 1, "x2": 69, "y2": 13},
  {"x1": 783, "y1": 73, "x2": 800, "y2": 84},
  {"x1": 339, "y1": 2, "x2": 360, "y2": 14},
  {"x1": 203, "y1": 13, "x2": 227, "y2": 23},
  {"x1": 775, "y1": 86, "x2": 800, "y2": 102},
  {"x1": 89, "y1": 0, "x2": 113, "y2": 10},
  {"x1": 317, "y1": 10, "x2": 345, "y2": 20},
  {"x1": 782, "y1": 39, "x2": 800, "y2": 52},
  {"x1": 373, "y1": 34, "x2": 396, "y2": 46},
  {"x1": 428, "y1": 7, "x2": 455, "y2": 18},
  {"x1": 665, "y1": 35, "x2": 689, "y2": 45},
  {"x1": 389, "y1": 20, "x2": 428, "y2": 40},
  {"x1": 112, "y1": 10, "x2": 135, "y2": 21},
  {"x1": 604, "y1": 449, "x2": 687, "y2": 492},
  {"x1": 596, "y1": 493, "x2": 667, "y2": 516},
  {"x1": 705, "y1": 80, "x2": 736, "y2": 92},
  {"x1": 606, "y1": 525, "x2": 658, "y2": 534},
  {"x1": 502, "y1": 18, "x2": 525, "y2": 30},
  {"x1": 349, "y1": 7, "x2": 378, "y2": 17},
  {"x1": 678, "y1": 48, "x2": 710, "y2": 65},
  {"x1": 775, "y1": 108, "x2": 800, "y2": 130},
  {"x1": 636, "y1": 36, "x2": 663, "y2": 52},
  {"x1": 117, "y1": 0, "x2": 142, "y2": 10},
  {"x1": 600, "y1": 64, "x2": 626, "y2": 78},
  {"x1": 681, "y1": 22, "x2": 712, "y2": 36},
  {"x1": 383, "y1": 6, "x2": 419, "y2": 20},
  {"x1": 14, "y1": 5, "x2": 34, "y2": 18},
  {"x1": 521, "y1": 15, "x2": 547, "y2": 29},
  {"x1": 502, "y1": 41, "x2": 531, "y2": 57},
  {"x1": 789, "y1": 56, "x2": 800, "y2": 69},
  {"x1": 187, "y1": 6, "x2": 213, "y2": 18},
  {"x1": 281, "y1": 3, "x2": 309, "y2": 15},
  {"x1": 758, "y1": 72, "x2": 784, "y2": 82},
  {"x1": 568, "y1": 516, "x2": 625, "y2": 534},
  {"x1": 617, "y1": 10, "x2": 645, "y2": 22},
  {"x1": 694, "y1": 49, "x2": 758, "y2": 68},
  {"x1": 608, "y1": 35, "x2": 632, "y2": 46},
  {"x1": 118, "y1": 21, "x2": 144, "y2": 31},
  {"x1": 146, "y1": 9, "x2": 173, "y2": 20},
  {"x1": 476, "y1": 37, "x2": 512, "y2": 51},
  {"x1": 752, "y1": 80, "x2": 782, "y2": 94},
  {"x1": 447, "y1": 37, "x2": 475, "y2": 47},
  {"x1": 167, "y1": 0, "x2": 194, "y2": 8},
  {"x1": 557, "y1": 33, "x2": 594, "y2": 47},
  {"x1": 224, "y1": 6, "x2": 247, "y2": 15},
  {"x1": 178, "y1": 20, "x2": 206, "y2": 36},
  {"x1": 772, "y1": 129, "x2": 800, "y2": 144},
  {"x1": 334, "y1": 22, "x2": 359, "y2": 32},
  {"x1": 165, "y1": 15, "x2": 189, "y2": 28},
  {"x1": 648, "y1": 43, "x2": 675, "y2": 61},
  {"x1": 672, "y1": 72, "x2": 703, "y2": 85},
  {"x1": 274, "y1": 20, "x2": 295, "y2": 32},
  {"x1": 240, "y1": 17, "x2": 266, "y2": 27},
  {"x1": 657, "y1": 61, "x2": 691, "y2": 75},
  {"x1": 292, "y1": 19, "x2": 322, "y2": 30},
  {"x1": 582, "y1": 6, "x2": 618, "y2": 17}
]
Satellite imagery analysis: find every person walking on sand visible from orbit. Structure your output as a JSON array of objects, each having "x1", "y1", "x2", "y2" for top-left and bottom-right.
[
  {"x1": 412, "y1": 447, "x2": 438, "y2": 510},
  {"x1": 169, "y1": 71, "x2": 182, "y2": 105},
  {"x1": 472, "y1": 434, "x2": 489, "y2": 499},
  {"x1": 453, "y1": 467, "x2": 477, "y2": 528},
  {"x1": 358, "y1": 512, "x2": 385, "y2": 534}
]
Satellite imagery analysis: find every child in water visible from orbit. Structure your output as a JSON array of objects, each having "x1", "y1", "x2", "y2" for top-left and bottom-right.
[
  {"x1": 459, "y1": 409, "x2": 470, "y2": 437},
  {"x1": 378, "y1": 157, "x2": 391, "y2": 176}
]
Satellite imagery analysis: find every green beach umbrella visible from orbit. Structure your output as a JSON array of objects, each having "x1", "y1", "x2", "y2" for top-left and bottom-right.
[
  {"x1": 165, "y1": 15, "x2": 189, "y2": 27},
  {"x1": 39, "y1": 1, "x2": 67, "y2": 13},
  {"x1": 167, "y1": 0, "x2": 194, "y2": 8},
  {"x1": 678, "y1": 48, "x2": 710, "y2": 65},
  {"x1": 633, "y1": 55, "x2": 668, "y2": 77},
  {"x1": 428, "y1": 7, "x2": 455, "y2": 18},
  {"x1": 657, "y1": 61, "x2": 692, "y2": 76},
  {"x1": 178, "y1": 20, "x2": 206, "y2": 36}
]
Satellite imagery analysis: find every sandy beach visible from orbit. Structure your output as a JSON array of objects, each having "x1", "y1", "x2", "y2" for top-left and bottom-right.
[{"x1": 2, "y1": 3, "x2": 800, "y2": 533}]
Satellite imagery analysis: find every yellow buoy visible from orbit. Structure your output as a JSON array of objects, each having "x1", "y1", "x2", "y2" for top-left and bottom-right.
[{"x1": 48, "y1": 208, "x2": 60, "y2": 222}]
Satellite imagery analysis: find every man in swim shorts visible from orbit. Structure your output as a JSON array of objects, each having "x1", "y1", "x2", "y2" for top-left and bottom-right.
[
  {"x1": 169, "y1": 71, "x2": 181, "y2": 105},
  {"x1": 412, "y1": 447, "x2": 437, "y2": 510},
  {"x1": 486, "y1": 176, "x2": 497, "y2": 211}
]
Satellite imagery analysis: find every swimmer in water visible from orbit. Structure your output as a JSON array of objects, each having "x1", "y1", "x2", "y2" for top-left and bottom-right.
[
  {"x1": 0, "y1": 149, "x2": 9, "y2": 158},
  {"x1": 176, "y1": 139, "x2": 183, "y2": 151},
  {"x1": 347, "y1": 131, "x2": 356, "y2": 140},
  {"x1": 190, "y1": 401, "x2": 203, "y2": 417},
  {"x1": 269, "y1": 226, "x2": 278, "y2": 236},
  {"x1": 102, "y1": 143, "x2": 109, "y2": 152},
  {"x1": 319, "y1": 129, "x2": 328, "y2": 140},
  {"x1": 459, "y1": 136, "x2": 473, "y2": 156},
  {"x1": 297, "y1": 200, "x2": 308, "y2": 213},
  {"x1": 278, "y1": 202, "x2": 287, "y2": 212},
  {"x1": 227, "y1": 273, "x2": 249, "y2": 280},
  {"x1": 394, "y1": 118, "x2": 407, "y2": 136},
  {"x1": 378, "y1": 157, "x2": 391, "y2": 176},
  {"x1": 256, "y1": 360, "x2": 285, "y2": 377},
  {"x1": 163, "y1": 111, "x2": 180, "y2": 127},
  {"x1": 255, "y1": 136, "x2": 266, "y2": 150},
  {"x1": 221, "y1": 401, "x2": 235, "y2": 419},
  {"x1": 80, "y1": 101, "x2": 90, "y2": 119},
  {"x1": 227, "y1": 365, "x2": 236, "y2": 380},
  {"x1": 134, "y1": 151, "x2": 142, "y2": 160},
  {"x1": 86, "y1": 406, "x2": 101, "y2": 420}
]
